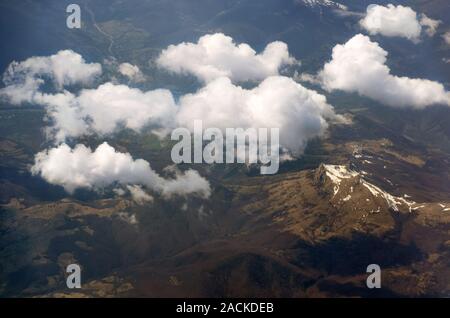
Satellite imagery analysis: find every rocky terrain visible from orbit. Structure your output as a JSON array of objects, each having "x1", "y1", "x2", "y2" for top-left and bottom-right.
[{"x1": 2, "y1": 130, "x2": 450, "y2": 297}]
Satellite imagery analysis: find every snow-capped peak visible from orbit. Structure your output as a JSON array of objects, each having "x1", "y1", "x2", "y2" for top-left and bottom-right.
[
  {"x1": 321, "y1": 164, "x2": 418, "y2": 212},
  {"x1": 299, "y1": 0, "x2": 348, "y2": 11}
]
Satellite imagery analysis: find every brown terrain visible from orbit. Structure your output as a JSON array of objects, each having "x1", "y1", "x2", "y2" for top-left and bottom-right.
[{"x1": 2, "y1": 112, "x2": 450, "y2": 297}]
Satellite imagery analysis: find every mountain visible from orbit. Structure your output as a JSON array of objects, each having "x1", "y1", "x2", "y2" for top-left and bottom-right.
[{"x1": 2, "y1": 130, "x2": 450, "y2": 297}]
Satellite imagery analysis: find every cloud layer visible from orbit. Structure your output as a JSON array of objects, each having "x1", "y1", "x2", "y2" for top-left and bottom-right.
[
  {"x1": 3, "y1": 32, "x2": 447, "y2": 199},
  {"x1": 31, "y1": 142, "x2": 210, "y2": 197},
  {"x1": 1, "y1": 47, "x2": 338, "y2": 154},
  {"x1": 157, "y1": 33, "x2": 295, "y2": 83},
  {"x1": 0, "y1": 36, "x2": 346, "y2": 196},
  {"x1": 318, "y1": 34, "x2": 450, "y2": 108}
]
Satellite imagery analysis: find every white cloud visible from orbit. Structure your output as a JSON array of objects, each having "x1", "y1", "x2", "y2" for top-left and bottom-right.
[
  {"x1": 333, "y1": 9, "x2": 364, "y2": 18},
  {"x1": 38, "y1": 91, "x2": 88, "y2": 142},
  {"x1": 118, "y1": 212, "x2": 138, "y2": 225},
  {"x1": 443, "y1": 31, "x2": 450, "y2": 45},
  {"x1": 157, "y1": 33, "x2": 295, "y2": 83},
  {"x1": 2, "y1": 49, "x2": 341, "y2": 158},
  {"x1": 0, "y1": 51, "x2": 177, "y2": 142},
  {"x1": 126, "y1": 185, "x2": 154, "y2": 204},
  {"x1": 13, "y1": 82, "x2": 178, "y2": 142},
  {"x1": 318, "y1": 34, "x2": 450, "y2": 108},
  {"x1": 176, "y1": 76, "x2": 341, "y2": 154},
  {"x1": 31, "y1": 142, "x2": 211, "y2": 198},
  {"x1": 2, "y1": 50, "x2": 337, "y2": 151},
  {"x1": 359, "y1": 4, "x2": 422, "y2": 42},
  {"x1": 419, "y1": 14, "x2": 441, "y2": 37},
  {"x1": 0, "y1": 76, "x2": 44, "y2": 105},
  {"x1": 0, "y1": 51, "x2": 175, "y2": 142},
  {"x1": 113, "y1": 188, "x2": 126, "y2": 196},
  {"x1": 118, "y1": 63, "x2": 145, "y2": 82},
  {"x1": 0, "y1": 50, "x2": 102, "y2": 113},
  {"x1": 2, "y1": 50, "x2": 101, "y2": 90},
  {"x1": 74, "y1": 83, "x2": 177, "y2": 136}
]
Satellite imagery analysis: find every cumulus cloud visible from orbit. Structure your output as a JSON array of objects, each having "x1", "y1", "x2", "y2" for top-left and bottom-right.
[
  {"x1": 318, "y1": 34, "x2": 450, "y2": 108},
  {"x1": 15, "y1": 82, "x2": 177, "y2": 142},
  {"x1": 2, "y1": 50, "x2": 337, "y2": 151},
  {"x1": 359, "y1": 4, "x2": 422, "y2": 42},
  {"x1": 1, "y1": 46, "x2": 346, "y2": 196},
  {"x1": 443, "y1": 32, "x2": 450, "y2": 45},
  {"x1": 38, "y1": 91, "x2": 88, "y2": 141},
  {"x1": 176, "y1": 76, "x2": 341, "y2": 154},
  {"x1": 157, "y1": 33, "x2": 295, "y2": 83},
  {"x1": 0, "y1": 51, "x2": 180, "y2": 142},
  {"x1": 0, "y1": 51, "x2": 179, "y2": 142},
  {"x1": 118, "y1": 63, "x2": 145, "y2": 82},
  {"x1": 2, "y1": 48, "x2": 341, "y2": 159},
  {"x1": 1, "y1": 50, "x2": 101, "y2": 101},
  {"x1": 31, "y1": 142, "x2": 211, "y2": 198},
  {"x1": 126, "y1": 185, "x2": 154, "y2": 204},
  {"x1": 419, "y1": 14, "x2": 441, "y2": 37},
  {"x1": 113, "y1": 188, "x2": 126, "y2": 196},
  {"x1": 0, "y1": 76, "x2": 44, "y2": 105},
  {"x1": 72, "y1": 83, "x2": 176, "y2": 137}
]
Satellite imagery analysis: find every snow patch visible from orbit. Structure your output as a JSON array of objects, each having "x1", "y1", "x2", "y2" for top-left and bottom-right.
[
  {"x1": 370, "y1": 206, "x2": 381, "y2": 213},
  {"x1": 300, "y1": 0, "x2": 347, "y2": 10},
  {"x1": 361, "y1": 180, "x2": 415, "y2": 212},
  {"x1": 323, "y1": 164, "x2": 358, "y2": 196},
  {"x1": 343, "y1": 195, "x2": 351, "y2": 201}
]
